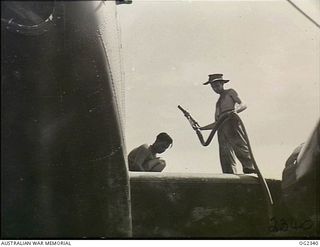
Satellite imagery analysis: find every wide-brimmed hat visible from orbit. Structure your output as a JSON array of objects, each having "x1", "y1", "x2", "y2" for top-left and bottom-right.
[{"x1": 203, "y1": 74, "x2": 229, "y2": 85}]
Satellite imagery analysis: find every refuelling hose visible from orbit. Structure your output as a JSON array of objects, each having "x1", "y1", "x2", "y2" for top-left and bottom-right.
[{"x1": 179, "y1": 106, "x2": 274, "y2": 221}]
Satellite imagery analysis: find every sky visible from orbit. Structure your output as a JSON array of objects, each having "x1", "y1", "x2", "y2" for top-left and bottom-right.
[{"x1": 117, "y1": 0, "x2": 320, "y2": 179}]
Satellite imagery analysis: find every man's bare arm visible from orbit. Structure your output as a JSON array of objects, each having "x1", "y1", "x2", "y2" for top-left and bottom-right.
[{"x1": 199, "y1": 122, "x2": 215, "y2": 130}]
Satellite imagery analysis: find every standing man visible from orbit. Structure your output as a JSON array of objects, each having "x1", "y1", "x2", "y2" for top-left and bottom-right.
[
  {"x1": 128, "y1": 132, "x2": 173, "y2": 172},
  {"x1": 200, "y1": 74, "x2": 256, "y2": 174}
]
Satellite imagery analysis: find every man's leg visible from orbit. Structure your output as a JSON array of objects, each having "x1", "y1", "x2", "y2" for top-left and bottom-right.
[
  {"x1": 228, "y1": 117, "x2": 255, "y2": 173},
  {"x1": 218, "y1": 127, "x2": 237, "y2": 174},
  {"x1": 144, "y1": 159, "x2": 166, "y2": 172}
]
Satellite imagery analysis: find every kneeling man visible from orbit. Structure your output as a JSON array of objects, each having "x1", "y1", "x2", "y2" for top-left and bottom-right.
[{"x1": 128, "y1": 132, "x2": 173, "y2": 172}]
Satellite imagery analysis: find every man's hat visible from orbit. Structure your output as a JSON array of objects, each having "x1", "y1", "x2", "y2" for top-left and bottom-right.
[{"x1": 203, "y1": 74, "x2": 229, "y2": 85}]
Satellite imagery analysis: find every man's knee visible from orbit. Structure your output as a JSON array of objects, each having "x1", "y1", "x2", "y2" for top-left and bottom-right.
[{"x1": 150, "y1": 160, "x2": 166, "y2": 172}]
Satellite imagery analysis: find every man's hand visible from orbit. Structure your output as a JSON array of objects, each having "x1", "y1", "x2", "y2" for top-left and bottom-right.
[
  {"x1": 235, "y1": 103, "x2": 247, "y2": 113},
  {"x1": 191, "y1": 122, "x2": 200, "y2": 130}
]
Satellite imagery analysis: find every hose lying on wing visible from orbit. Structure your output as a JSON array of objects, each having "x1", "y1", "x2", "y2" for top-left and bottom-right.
[{"x1": 230, "y1": 112, "x2": 274, "y2": 221}]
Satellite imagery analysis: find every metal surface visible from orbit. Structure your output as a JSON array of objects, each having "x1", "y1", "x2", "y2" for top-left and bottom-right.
[
  {"x1": 281, "y1": 120, "x2": 320, "y2": 237},
  {"x1": 130, "y1": 173, "x2": 281, "y2": 238},
  {"x1": 1, "y1": 1, "x2": 131, "y2": 238}
]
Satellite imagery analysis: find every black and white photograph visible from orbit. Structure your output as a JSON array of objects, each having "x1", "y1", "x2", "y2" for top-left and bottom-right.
[{"x1": 1, "y1": 0, "x2": 319, "y2": 241}]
